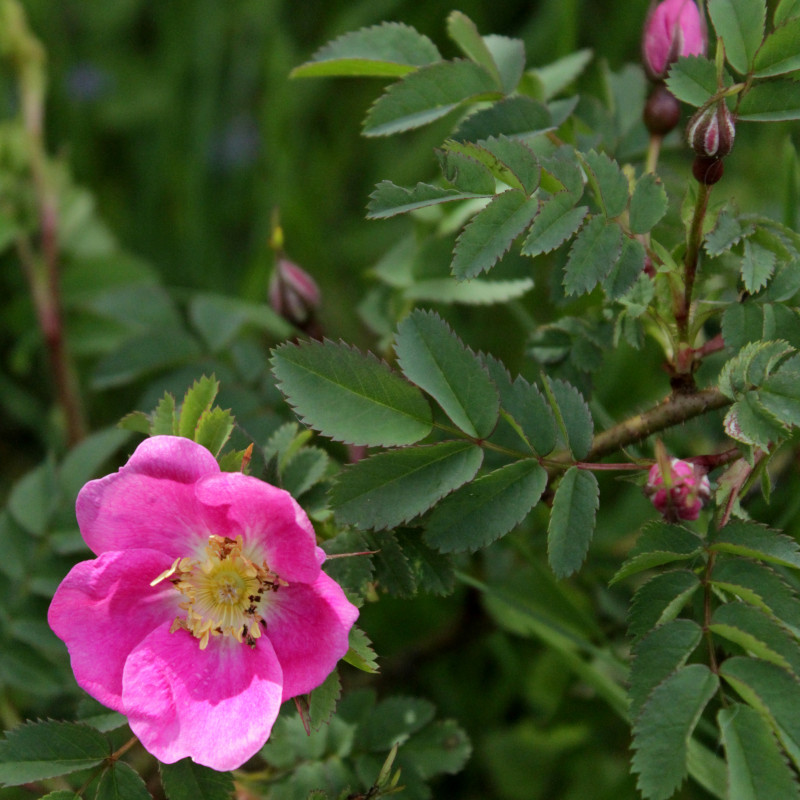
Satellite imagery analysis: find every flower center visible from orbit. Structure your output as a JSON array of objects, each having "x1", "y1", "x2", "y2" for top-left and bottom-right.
[{"x1": 152, "y1": 534, "x2": 283, "y2": 650}]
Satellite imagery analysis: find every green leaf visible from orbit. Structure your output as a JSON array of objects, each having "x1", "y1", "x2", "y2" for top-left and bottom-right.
[
  {"x1": 753, "y1": 17, "x2": 800, "y2": 77},
  {"x1": 628, "y1": 570, "x2": 702, "y2": 639},
  {"x1": 367, "y1": 181, "x2": 486, "y2": 219},
  {"x1": 358, "y1": 697, "x2": 436, "y2": 752},
  {"x1": 177, "y1": 375, "x2": 219, "y2": 439},
  {"x1": 720, "y1": 656, "x2": 800, "y2": 770},
  {"x1": 724, "y1": 393, "x2": 788, "y2": 448},
  {"x1": 96, "y1": 762, "x2": 151, "y2": 800},
  {"x1": 629, "y1": 173, "x2": 669, "y2": 235},
  {"x1": 330, "y1": 441, "x2": 483, "y2": 530},
  {"x1": 738, "y1": 79, "x2": 800, "y2": 121},
  {"x1": 563, "y1": 216, "x2": 624, "y2": 296},
  {"x1": 151, "y1": 392, "x2": 177, "y2": 435},
  {"x1": 400, "y1": 529, "x2": 455, "y2": 594},
  {"x1": 718, "y1": 339, "x2": 793, "y2": 398},
  {"x1": 7, "y1": 459, "x2": 58, "y2": 536},
  {"x1": 40, "y1": 793, "x2": 79, "y2": 800},
  {"x1": 443, "y1": 136, "x2": 541, "y2": 195},
  {"x1": 363, "y1": 60, "x2": 500, "y2": 136},
  {"x1": 604, "y1": 235, "x2": 647, "y2": 300},
  {"x1": 0, "y1": 720, "x2": 109, "y2": 786},
  {"x1": 446, "y1": 11, "x2": 503, "y2": 89},
  {"x1": 741, "y1": 238, "x2": 776, "y2": 293},
  {"x1": 543, "y1": 377, "x2": 594, "y2": 460},
  {"x1": 529, "y1": 49, "x2": 593, "y2": 100},
  {"x1": 280, "y1": 447, "x2": 330, "y2": 499},
  {"x1": 452, "y1": 96, "x2": 553, "y2": 142},
  {"x1": 394, "y1": 309, "x2": 499, "y2": 438},
  {"x1": 58, "y1": 427, "x2": 132, "y2": 505},
  {"x1": 719, "y1": 704, "x2": 800, "y2": 800},
  {"x1": 193, "y1": 407, "x2": 235, "y2": 458},
  {"x1": 289, "y1": 22, "x2": 441, "y2": 78},
  {"x1": 322, "y1": 531, "x2": 375, "y2": 599},
  {"x1": 160, "y1": 758, "x2": 234, "y2": 800},
  {"x1": 759, "y1": 353, "x2": 800, "y2": 427},
  {"x1": 776, "y1": 0, "x2": 800, "y2": 24},
  {"x1": 483, "y1": 34, "x2": 526, "y2": 94},
  {"x1": 629, "y1": 619, "x2": 704, "y2": 719},
  {"x1": 497, "y1": 372, "x2": 557, "y2": 456},
  {"x1": 424, "y1": 460, "x2": 547, "y2": 552},
  {"x1": 705, "y1": 211, "x2": 756, "y2": 256},
  {"x1": 583, "y1": 151, "x2": 629, "y2": 219},
  {"x1": 547, "y1": 467, "x2": 599, "y2": 578},
  {"x1": 611, "y1": 523, "x2": 705, "y2": 585},
  {"x1": 404, "y1": 277, "x2": 535, "y2": 305},
  {"x1": 366, "y1": 531, "x2": 416, "y2": 596},
  {"x1": 709, "y1": 521, "x2": 800, "y2": 570},
  {"x1": 708, "y1": 0, "x2": 766, "y2": 74},
  {"x1": 451, "y1": 190, "x2": 540, "y2": 279},
  {"x1": 271, "y1": 339, "x2": 432, "y2": 447},
  {"x1": 306, "y1": 669, "x2": 342, "y2": 730},
  {"x1": 522, "y1": 196, "x2": 588, "y2": 257},
  {"x1": 665, "y1": 56, "x2": 720, "y2": 106},
  {"x1": 344, "y1": 625, "x2": 380, "y2": 674},
  {"x1": 437, "y1": 149, "x2": 500, "y2": 194},
  {"x1": 632, "y1": 665, "x2": 719, "y2": 800},
  {"x1": 400, "y1": 719, "x2": 472, "y2": 778}
]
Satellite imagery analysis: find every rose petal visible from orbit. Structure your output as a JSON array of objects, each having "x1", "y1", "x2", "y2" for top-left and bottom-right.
[
  {"x1": 77, "y1": 436, "x2": 225, "y2": 558},
  {"x1": 195, "y1": 472, "x2": 320, "y2": 583},
  {"x1": 123, "y1": 625, "x2": 283, "y2": 771},
  {"x1": 47, "y1": 549, "x2": 179, "y2": 712},
  {"x1": 263, "y1": 572, "x2": 359, "y2": 701}
]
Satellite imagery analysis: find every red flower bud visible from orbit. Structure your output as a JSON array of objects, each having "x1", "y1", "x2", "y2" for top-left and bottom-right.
[
  {"x1": 645, "y1": 457, "x2": 711, "y2": 522},
  {"x1": 692, "y1": 155, "x2": 724, "y2": 185},
  {"x1": 643, "y1": 83, "x2": 682, "y2": 136},
  {"x1": 268, "y1": 258, "x2": 321, "y2": 330},
  {"x1": 642, "y1": 0, "x2": 707, "y2": 80},
  {"x1": 687, "y1": 100, "x2": 736, "y2": 159}
]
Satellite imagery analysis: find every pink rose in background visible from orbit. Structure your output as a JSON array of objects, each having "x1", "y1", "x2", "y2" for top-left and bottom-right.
[
  {"x1": 645, "y1": 457, "x2": 711, "y2": 522},
  {"x1": 642, "y1": 0, "x2": 706, "y2": 79},
  {"x1": 48, "y1": 436, "x2": 358, "y2": 771}
]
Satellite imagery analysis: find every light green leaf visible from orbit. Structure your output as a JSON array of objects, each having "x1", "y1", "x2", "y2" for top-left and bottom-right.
[
  {"x1": 446, "y1": 11, "x2": 503, "y2": 89},
  {"x1": 665, "y1": 56, "x2": 720, "y2": 106},
  {"x1": 345, "y1": 626, "x2": 380, "y2": 674},
  {"x1": 401, "y1": 720, "x2": 472, "y2": 779},
  {"x1": 367, "y1": 181, "x2": 486, "y2": 219},
  {"x1": 364, "y1": 60, "x2": 500, "y2": 136},
  {"x1": 160, "y1": 758, "x2": 234, "y2": 800},
  {"x1": 719, "y1": 704, "x2": 800, "y2": 800},
  {"x1": 611, "y1": 523, "x2": 705, "y2": 585},
  {"x1": 632, "y1": 665, "x2": 719, "y2": 800},
  {"x1": 394, "y1": 309, "x2": 499, "y2": 438},
  {"x1": 741, "y1": 238, "x2": 776, "y2": 293},
  {"x1": 709, "y1": 521, "x2": 800, "y2": 570},
  {"x1": 603, "y1": 236, "x2": 647, "y2": 300},
  {"x1": 629, "y1": 173, "x2": 669, "y2": 234},
  {"x1": 57, "y1": 427, "x2": 132, "y2": 505},
  {"x1": 271, "y1": 339, "x2": 432, "y2": 447},
  {"x1": 705, "y1": 211, "x2": 756, "y2": 256},
  {"x1": 775, "y1": 0, "x2": 800, "y2": 24},
  {"x1": 404, "y1": 277, "x2": 535, "y2": 305},
  {"x1": 522, "y1": 196, "x2": 587, "y2": 257},
  {"x1": 583, "y1": 150, "x2": 629, "y2": 219},
  {"x1": 424, "y1": 460, "x2": 547, "y2": 552},
  {"x1": 443, "y1": 136, "x2": 541, "y2": 195},
  {"x1": 738, "y1": 80, "x2": 800, "y2": 121},
  {"x1": 452, "y1": 95, "x2": 553, "y2": 142},
  {"x1": 151, "y1": 392, "x2": 177, "y2": 435},
  {"x1": 547, "y1": 467, "x2": 600, "y2": 578},
  {"x1": 290, "y1": 22, "x2": 441, "y2": 78},
  {"x1": 96, "y1": 762, "x2": 151, "y2": 800},
  {"x1": 177, "y1": 375, "x2": 219, "y2": 439},
  {"x1": 753, "y1": 17, "x2": 800, "y2": 77},
  {"x1": 529, "y1": 49, "x2": 593, "y2": 100},
  {"x1": 8, "y1": 460, "x2": 58, "y2": 537},
  {"x1": 331, "y1": 441, "x2": 483, "y2": 530},
  {"x1": 437, "y1": 149, "x2": 498, "y2": 194},
  {"x1": 193, "y1": 408, "x2": 235, "y2": 458},
  {"x1": 563, "y1": 216, "x2": 623, "y2": 296},
  {"x1": 483, "y1": 34, "x2": 526, "y2": 94},
  {"x1": 628, "y1": 570, "x2": 702, "y2": 639},
  {"x1": 451, "y1": 190, "x2": 540, "y2": 279},
  {"x1": 708, "y1": 0, "x2": 766, "y2": 74},
  {"x1": 543, "y1": 377, "x2": 594, "y2": 460}
]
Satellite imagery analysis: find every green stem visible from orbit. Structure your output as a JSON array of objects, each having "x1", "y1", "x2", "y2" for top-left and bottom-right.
[{"x1": 677, "y1": 180, "x2": 712, "y2": 345}]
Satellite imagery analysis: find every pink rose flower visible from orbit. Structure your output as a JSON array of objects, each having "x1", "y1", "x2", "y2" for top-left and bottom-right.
[
  {"x1": 642, "y1": 0, "x2": 706, "y2": 79},
  {"x1": 645, "y1": 457, "x2": 711, "y2": 522},
  {"x1": 48, "y1": 436, "x2": 359, "y2": 771}
]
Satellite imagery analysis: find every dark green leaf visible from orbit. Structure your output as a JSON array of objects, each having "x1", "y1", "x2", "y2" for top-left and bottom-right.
[
  {"x1": 322, "y1": 531, "x2": 375, "y2": 599},
  {"x1": 719, "y1": 704, "x2": 800, "y2": 800},
  {"x1": 709, "y1": 521, "x2": 800, "y2": 570},
  {"x1": 331, "y1": 441, "x2": 483, "y2": 530},
  {"x1": 424, "y1": 460, "x2": 547, "y2": 552},
  {"x1": 443, "y1": 137, "x2": 540, "y2": 195},
  {"x1": 0, "y1": 721, "x2": 109, "y2": 786},
  {"x1": 522, "y1": 196, "x2": 587, "y2": 257},
  {"x1": 365, "y1": 531, "x2": 416, "y2": 596},
  {"x1": 400, "y1": 529, "x2": 456, "y2": 594},
  {"x1": 394, "y1": 309, "x2": 499, "y2": 438},
  {"x1": 438, "y1": 149, "x2": 498, "y2": 194},
  {"x1": 741, "y1": 239, "x2": 776, "y2": 293},
  {"x1": 753, "y1": 17, "x2": 800, "y2": 77},
  {"x1": 280, "y1": 447, "x2": 329, "y2": 499},
  {"x1": 708, "y1": 0, "x2": 766, "y2": 74},
  {"x1": 547, "y1": 467, "x2": 599, "y2": 578},
  {"x1": 544, "y1": 378, "x2": 593, "y2": 460},
  {"x1": 501, "y1": 375, "x2": 558, "y2": 456},
  {"x1": 367, "y1": 181, "x2": 486, "y2": 219},
  {"x1": 583, "y1": 150, "x2": 629, "y2": 219},
  {"x1": 738, "y1": 80, "x2": 800, "y2": 121},
  {"x1": 705, "y1": 211, "x2": 756, "y2": 257},
  {"x1": 632, "y1": 665, "x2": 719, "y2": 800},
  {"x1": 451, "y1": 191, "x2": 540, "y2": 279},
  {"x1": 446, "y1": 11, "x2": 503, "y2": 89},
  {"x1": 452, "y1": 96, "x2": 553, "y2": 142},
  {"x1": 611, "y1": 523, "x2": 705, "y2": 585},
  {"x1": 530, "y1": 49, "x2": 593, "y2": 100},
  {"x1": 563, "y1": 216, "x2": 623, "y2": 296},
  {"x1": 58, "y1": 428, "x2": 132, "y2": 504},
  {"x1": 401, "y1": 720, "x2": 472, "y2": 779},
  {"x1": 628, "y1": 570, "x2": 702, "y2": 639},
  {"x1": 358, "y1": 697, "x2": 436, "y2": 752},
  {"x1": 160, "y1": 759, "x2": 234, "y2": 800},
  {"x1": 603, "y1": 236, "x2": 647, "y2": 300},
  {"x1": 290, "y1": 22, "x2": 441, "y2": 78},
  {"x1": 665, "y1": 56, "x2": 719, "y2": 106},
  {"x1": 189, "y1": 293, "x2": 292, "y2": 350},
  {"x1": 271, "y1": 339, "x2": 432, "y2": 447},
  {"x1": 306, "y1": 669, "x2": 341, "y2": 730},
  {"x1": 96, "y1": 761, "x2": 151, "y2": 800},
  {"x1": 629, "y1": 173, "x2": 669, "y2": 234},
  {"x1": 7, "y1": 460, "x2": 58, "y2": 537},
  {"x1": 364, "y1": 60, "x2": 500, "y2": 136}
]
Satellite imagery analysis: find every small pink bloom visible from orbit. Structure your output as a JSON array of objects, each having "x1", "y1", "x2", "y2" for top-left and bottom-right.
[
  {"x1": 645, "y1": 457, "x2": 711, "y2": 522},
  {"x1": 269, "y1": 258, "x2": 321, "y2": 327},
  {"x1": 48, "y1": 436, "x2": 358, "y2": 771},
  {"x1": 642, "y1": 0, "x2": 706, "y2": 79}
]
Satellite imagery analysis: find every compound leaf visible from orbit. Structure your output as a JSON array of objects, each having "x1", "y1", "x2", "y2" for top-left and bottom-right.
[{"x1": 547, "y1": 467, "x2": 599, "y2": 578}]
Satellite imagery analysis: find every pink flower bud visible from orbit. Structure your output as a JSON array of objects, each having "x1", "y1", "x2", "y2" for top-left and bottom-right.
[
  {"x1": 642, "y1": 0, "x2": 707, "y2": 79},
  {"x1": 687, "y1": 100, "x2": 736, "y2": 159},
  {"x1": 269, "y1": 257, "x2": 321, "y2": 329},
  {"x1": 645, "y1": 457, "x2": 711, "y2": 522}
]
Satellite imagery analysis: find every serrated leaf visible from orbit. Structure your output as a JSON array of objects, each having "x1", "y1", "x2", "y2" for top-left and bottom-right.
[
  {"x1": 583, "y1": 150, "x2": 629, "y2": 219},
  {"x1": 500, "y1": 374, "x2": 558, "y2": 456},
  {"x1": 611, "y1": 523, "x2": 705, "y2": 585},
  {"x1": 452, "y1": 96, "x2": 553, "y2": 142},
  {"x1": 394, "y1": 309, "x2": 499, "y2": 438},
  {"x1": 322, "y1": 531, "x2": 375, "y2": 599},
  {"x1": 117, "y1": 412, "x2": 151, "y2": 435},
  {"x1": 178, "y1": 376, "x2": 219, "y2": 439},
  {"x1": 629, "y1": 173, "x2": 669, "y2": 234},
  {"x1": 665, "y1": 56, "x2": 719, "y2": 106},
  {"x1": 443, "y1": 137, "x2": 540, "y2": 195},
  {"x1": 330, "y1": 441, "x2": 483, "y2": 530},
  {"x1": 563, "y1": 216, "x2": 623, "y2": 296},
  {"x1": 709, "y1": 521, "x2": 800, "y2": 570},
  {"x1": 724, "y1": 393, "x2": 787, "y2": 448},
  {"x1": 424, "y1": 460, "x2": 547, "y2": 552},
  {"x1": 720, "y1": 657, "x2": 800, "y2": 771},
  {"x1": 344, "y1": 626, "x2": 380, "y2": 674},
  {"x1": 710, "y1": 0, "x2": 766, "y2": 74},
  {"x1": 547, "y1": 467, "x2": 599, "y2": 578},
  {"x1": 193, "y1": 408, "x2": 235, "y2": 458},
  {"x1": 522, "y1": 196, "x2": 587, "y2": 257},
  {"x1": 719, "y1": 704, "x2": 800, "y2": 800},
  {"x1": 281, "y1": 447, "x2": 330, "y2": 499},
  {"x1": 705, "y1": 211, "x2": 755, "y2": 256},
  {"x1": 738, "y1": 79, "x2": 800, "y2": 121},
  {"x1": 718, "y1": 339, "x2": 793, "y2": 398},
  {"x1": 603, "y1": 235, "x2": 647, "y2": 300},
  {"x1": 0, "y1": 720, "x2": 109, "y2": 786},
  {"x1": 96, "y1": 761, "x2": 151, "y2": 800},
  {"x1": 483, "y1": 34, "x2": 526, "y2": 94},
  {"x1": 404, "y1": 277, "x2": 535, "y2": 305},
  {"x1": 776, "y1": 0, "x2": 800, "y2": 24},
  {"x1": 271, "y1": 339, "x2": 432, "y2": 447},
  {"x1": 632, "y1": 665, "x2": 719, "y2": 800},
  {"x1": 451, "y1": 190, "x2": 540, "y2": 279},
  {"x1": 367, "y1": 181, "x2": 486, "y2": 219},
  {"x1": 365, "y1": 531, "x2": 416, "y2": 596},
  {"x1": 150, "y1": 392, "x2": 177, "y2": 435},
  {"x1": 530, "y1": 48, "x2": 593, "y2": 100},
  {"x1": 543, "y1": 378, "x2": 593, "y2": 460},
  {"x1": 753, "y1": 17, "x2": 800, "y2": 77},
  {"x1": 364, "y1": 60, "x2": 500, "y2": 136},
  {"x1": 160, "y1": 759, "x2": 234, "y2": 800},
  {"x1": 446, "y1": 11, "x2": 503, "y2": 89},
  {"x1": 358, "y1": 697, "x2": 436, "y2": 752},
  {"x1": 307, "y1": 669, "x2": 341, "y2": 730},
  {"x1": 400, "y1": 719, "x2": 472, "y2": 778},
  {"x1": 629, "y1": 619, "x2": 704, "y2": 719},
  {"x1": 400, "y1": 529, "x2": 455, "y2": 594},
  {"x1": 628, "y1": 570, "x2": 702, "y2": 639},
  {"x1": 436, "y1": 150, "x2": 497, "y2": 194},
  {"x1": 741, "y1": 239, "x2": 776, "y2": 293},
  {"x1": 759, "y1": 353, "x2": 800, "y2": 426},
  {"x1": 290, "y1": 22, "x2": 441, "y2": 78}
]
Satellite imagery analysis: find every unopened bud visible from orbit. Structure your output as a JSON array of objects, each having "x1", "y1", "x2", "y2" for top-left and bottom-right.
[
  {"x1": 692, "y1": 155, "x2": 724, "y2": 185},
  {"x1": 645, "y1": 457, "x2": 711, "y2": 522},
  {"x1": 269, "y1": 257, "x2": 321, "y2": 329},
  {"x1": 687, "y1": 100, "x2": 735, "y2": 159},
  {"x1": 642, "y1": 0, "x2": 706, "y2": 80},
  {"x1": 643, "y1": 83, "x2": 682, "y2": 136}
]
